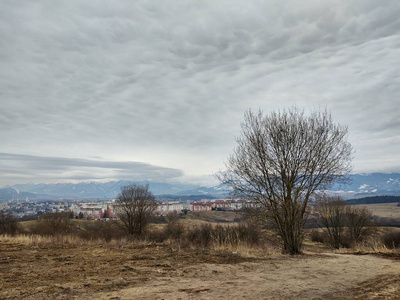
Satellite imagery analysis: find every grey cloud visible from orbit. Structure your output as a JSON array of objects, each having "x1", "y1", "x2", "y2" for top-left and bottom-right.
[
  {"x1": 0, "y1": 0, "x2": 399, "y2": 184},
  {"x1": 0, "y1": 153, "x2": 183, "y2": 185}
]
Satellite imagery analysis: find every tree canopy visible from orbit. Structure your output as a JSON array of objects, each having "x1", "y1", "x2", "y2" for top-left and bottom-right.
[
  {"x1": 218, "y1": 107, "x2": 353, "y2": 254},
  {"x1": 113, "y1": 184, "x2": 158, "y2": 237}
]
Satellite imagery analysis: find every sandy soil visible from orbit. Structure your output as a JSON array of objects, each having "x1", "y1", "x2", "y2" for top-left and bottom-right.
[{"x1": 1, "y1": 239, "x2": 400, "y2": 300}]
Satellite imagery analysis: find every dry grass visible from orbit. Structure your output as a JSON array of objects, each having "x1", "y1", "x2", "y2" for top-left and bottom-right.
[
  {"x1": 3, "y1": 215, "x2": 400, "y2": 299},
  {"x1": 182, "y1": 211, "x2": 244, "y2": 224},
  {"x1": 211, "y1": 242, "x2": 282, "y2": 258},
  {"x1": 1, "y1": 229, "x2": 400, "y2": 299},
  {"x1": 329, "y1": 228, "x2": 400, "y2": 257},
  {"x1": 178, "y1": 218, "x2": 210, "y2": 227},
  {"x1": 0, "y1": 226, "x2": 271, "y2": 257},
  {"x1": 0, "y1": 233, "x2": 259, "y2": 300},
  {"x1": 356, "y1": 202, "x2": 400, "y2": 218},
  {"x1": 1, "y1": 234, "x2": 102, "y2": 247}
]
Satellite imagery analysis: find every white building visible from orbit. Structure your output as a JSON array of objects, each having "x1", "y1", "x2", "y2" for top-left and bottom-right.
[
  {"x1": 156, "y1": 201, "x2": 183, "y2": 216},
  {"x1": 71, "y1": 201, "x2": 184, "y2": 219}
]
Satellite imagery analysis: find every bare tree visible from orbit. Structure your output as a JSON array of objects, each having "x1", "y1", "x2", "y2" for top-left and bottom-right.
[
  {"x1": 0, "y1": 212, "x2": 19, "y2": 235},
  {"x1": 345, "y1": 205, "x2": 374, "y2": 244},
  {"x1": 113, "y1": 184, "x2": 158, "y2": 237},
  {"x1": 314, "y1": 195, "x2": 347, "y2": 249},
  {"x1": 217, "y1": 108, "x2": 352, "y2": 254}
]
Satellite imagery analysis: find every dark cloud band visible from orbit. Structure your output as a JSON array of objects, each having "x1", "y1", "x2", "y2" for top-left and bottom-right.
[{"x1": 0, "y1": 153, "x2": 183, "y2": 185}]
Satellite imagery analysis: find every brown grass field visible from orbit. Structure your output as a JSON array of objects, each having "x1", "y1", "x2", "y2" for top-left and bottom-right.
[
  {"x1": 1, "y1": 214, "x2": 400, "y2": 299},
  {"x1": 356, "y1": 202, "x2": 400, "y2": 219}
]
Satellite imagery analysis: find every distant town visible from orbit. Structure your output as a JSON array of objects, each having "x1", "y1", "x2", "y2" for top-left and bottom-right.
[{"x1": 0, "y1": 197, "x2": 255, "y2": 220}]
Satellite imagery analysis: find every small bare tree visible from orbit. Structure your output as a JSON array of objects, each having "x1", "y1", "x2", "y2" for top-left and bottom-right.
[
  {"x1": 314, "y1": 195, "x2": 347, "y2": 249},
  {"x1": 0, "y1": 212, "x2": 19, "y2": 235},
  {"x1": 345, "y1": 205, "x2": 374, "y2": 244},
  {"x1": 113, "y1": 184, "x2": 158, "y2": 238},
  {"x1": 218, "y1": 108, "x2": 352, "y2": 254}
]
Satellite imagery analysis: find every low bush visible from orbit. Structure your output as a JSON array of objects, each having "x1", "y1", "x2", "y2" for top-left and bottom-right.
[
  {"x1": 186, "y1": 223, "x2": 213, "y2": 247},
  {"x1": 373, "y1": 216, "x2": 400, "y2": 227},
  {"x1": 145, "y1": 229, "x2": 168, "y2": 243},
  {"x1": 184, "y1": 222, "x2": 262, "y2": 248},
  {"x1": 310, "y1": 230, "x2": 325, "y2": 243},
  {"x1": 313, "y1": 196, "x2": 376, "y2": 249},
  {"x1": 148, "y1": 212, "x2": 185, "y2": 242},
  {"x1": 0, "y1": 212, "x2": 19, "y2": 235},
  {"x1": 164, "y1": 221, "x2": 185, "y2": 241},
  {"x1": 381, "y1": 231, "x2": 400, "y2": 249},
  {"x1": 77, "y1": 221, "x2": 124, "y2": 242},
  {"x1": 31, "y1": 212, "x2": 73, "y2": 236},
  {"x1": 239, "y1": 222, "x2": 262, "y2": 246},
  {"x1": 213, "y1": 225, "x2": 239, "y2": 246}
]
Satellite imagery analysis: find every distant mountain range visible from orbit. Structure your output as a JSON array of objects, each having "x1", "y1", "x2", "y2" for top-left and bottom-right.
[
  {"x1": 0, "y1": 187, "x2": 53, "y2": 202},
  {"x1": 177, "y1": 173, "x2": 400, "y2": 199},
  {"x1": 330, "y1": 173, "x2": 400, "y2": 198},
  {"x1": 0, "y1": 173, "x2": 399, "y2": 202},
  {"x1": 3, "y1": 181, "x2": 200, "y2": 200}
]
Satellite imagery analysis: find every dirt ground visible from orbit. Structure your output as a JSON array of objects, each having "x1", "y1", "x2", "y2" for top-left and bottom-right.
[{"x1": 1, "y1": 239, "x2": 400, "y2": 300}]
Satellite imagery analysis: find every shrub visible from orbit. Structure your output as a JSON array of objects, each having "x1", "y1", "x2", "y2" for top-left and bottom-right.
[
  {"x1": 313, "y1": 195, "x2": 347, "y2": 249},
  {"x1": 0, "y1": 212, "x2": 19, "y2": 235},
  {"x1": 373, "y1": 216, "x2": 400, "y2": 227},
  {"x1": 345, "y1": 205, "x2": 374, "y2": 245},
  {"x1": 312, "y1": 197, "x2": 375, "y2": 249},
  {"x1": 150, "y1": 215, "x2": 167, "y2": 224},
  {"x1": 381, "y1": 231, "x2": 400, "y2": 249},
  {"x1": 310, "y1": 230, "x2": 325, "y2": 243},
  {"x1": 32, "y1": 212, "x2": 73, "y2": 236},
  {"x1": 165, "y1": 212, "x2": 180, "y2": 223},
  {"x1": 185, "y1": 222, "x2": 262, "y2": 248},
  {"x1": 186, "y1": 223, "x2": 213, "y2": 247},
  {"x1": 145, "y1": 229, "x2": 168, "y2": 243},
  {"x1": 159, "y1": 212, "x2": 184, "y2": 241},
  {"x1": 164, "y1": 221, "x2": 185, "y2": 241},
  {"x1": 78, "y1": 220, "x2": 124, "y2": 242},
  {"x1": 213, "y1": 225, "x2": 239, "y2": 246},
  {"x1": 239, "y1": 222, "x2": 262, "y2": 246}
]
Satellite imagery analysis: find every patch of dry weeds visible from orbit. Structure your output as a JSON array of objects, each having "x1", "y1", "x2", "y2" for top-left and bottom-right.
[{"x1": 0, "y1": 235, "x2": 256, "y2": 299}]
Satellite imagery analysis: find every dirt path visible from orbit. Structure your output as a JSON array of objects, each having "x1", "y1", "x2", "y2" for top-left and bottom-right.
[{"x1": 96, "y1": 253, "x2": 400, "y2": 300}]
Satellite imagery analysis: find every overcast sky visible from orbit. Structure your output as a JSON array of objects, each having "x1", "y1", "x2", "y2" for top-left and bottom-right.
[{"x1": 0, "y1": 0, "x2": 399, "y2": 187}]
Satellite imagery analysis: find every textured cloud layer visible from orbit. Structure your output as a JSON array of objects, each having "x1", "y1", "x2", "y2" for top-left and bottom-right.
[
  {"x1": 0, "y1": 0, "x2": 399, "y2": 184},
  {"x1": 0, "y1": 153, "x2": 183, "y2": 185}
]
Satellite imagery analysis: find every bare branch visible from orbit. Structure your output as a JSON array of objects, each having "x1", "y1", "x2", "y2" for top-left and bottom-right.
[
  {"x1": 113, "y1": 184, "x2": 158, "y2": 238},
  {"x1": 217, "y1": 107, "x2": 353, "y2": 254}
]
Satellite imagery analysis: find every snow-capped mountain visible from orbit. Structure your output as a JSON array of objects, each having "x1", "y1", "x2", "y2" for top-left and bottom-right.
[
  {"x1": 331, "y1": 173, "x2": 400, "y2": 197},
  {"x1": 175, "y1": 183, "x2": 231, "y2": 196},
  {"x1": 179, "y1": 173, "x2": 400, "y2": 198},
  {"x1": 2, "y1": 173, "x2": 399, "y2": 200},
  {"x1": 0, "y1": 187, "x2": 52, "y2": 202},
  {"x1": 8, "y1": 181, "x2": 200, "y2": 199}
]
